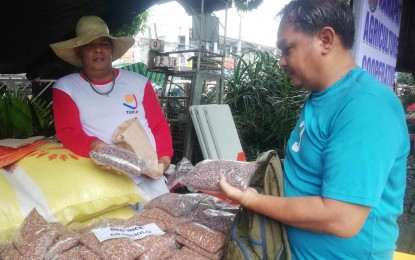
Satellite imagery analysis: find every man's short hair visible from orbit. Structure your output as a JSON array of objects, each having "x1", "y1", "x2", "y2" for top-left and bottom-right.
[{"x1": 279, "y1": 0, "x2": 355, "y2": 49}]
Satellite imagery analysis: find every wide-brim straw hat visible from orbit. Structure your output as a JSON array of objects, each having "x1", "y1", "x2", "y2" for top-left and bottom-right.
[{"x1": 50, "y1": 16, "x2": 135, "y2": 67}]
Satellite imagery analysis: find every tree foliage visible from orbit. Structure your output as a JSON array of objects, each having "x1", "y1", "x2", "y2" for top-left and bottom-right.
[
  {"x1": 0, "y1": 88, "x2": 53, "y2": 139},
  {"x1": 397, "y1": 72, "x2": 415, "y2": 86},
  {"x1": 223, "y1": 49, "x2": 308, "y2": 160},
  {"x1": 233, "y1": 0, "x2": 264, "y2": 12},
  {"x1": 114, "y1": 12, "x2": 149, "y2": 37}
]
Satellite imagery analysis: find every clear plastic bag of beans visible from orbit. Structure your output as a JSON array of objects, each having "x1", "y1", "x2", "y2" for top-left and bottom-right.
[
  {"x1": 78, "y1": 244, "x2": 101, "y2": 259},
  {"x1": 0, "y1": 243, "x2": 24, "y2": 260},
  {"x1": 179, "y1": 239, "x2": 224, "y2": 260},
  {"x1": 44, "y1": 223, "x2": 81, "y2": 260},
  {"x1": 0, "y1": 244, "x2": 7, "y2": 254},
  {"x1": 192, "y1": 209, "x2": 235, "y2": 234},
  {"x1": 162, "y1": 248, "x2": 210, "y2": 260},
  {"x1": 136, "y1": 234, "x2": 178, "y2": 260},
  {"x1": 80, "y1": 230, "x2": 145, "y2": 259},
  {"x1": 182, "y1": 193, "x2": 224, "y2": 206},
  {"x1": 166, "y1": 158, "x2": 194, "y2": 189},
  {"x1": 53, "y1": 246, "x2": 83, "y2": 260},
  {"x1": 139, "y1": 208, "x2": 191, "y2": 232},
  {"x1": 175, "y1": 222, "x2": 227, "y2": 254},
  {"x1": 12, "y1": 208, "x2": 59, "y2": 259},
  {"x1": 110, "y1": 214, "x2": 167, "y2": 231},
  {"x1": 102, "y1": 237, "x2": 145, "y2": 259},
  {"x1": 144, "y1": 193, "x2": 196, "y2": 217},
  {"x1": 180, "y1": 160, "x2": 258, "y2": 191},
  {"x1": 78, "y1": 232, "x2": 106, "y2": 259},
  {"x1": 89, "y1": 145, "x2": 147, "y2": 176}
]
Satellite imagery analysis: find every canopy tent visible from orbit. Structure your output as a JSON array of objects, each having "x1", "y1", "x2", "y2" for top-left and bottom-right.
[
  {"x1": 0, "y1": 0, "x2": 230, "y2": 78},
  {"x1": 396, "y1": 0, "x2": 415, "y2": 74},
  {"x1": 0, "y1": 0, "x2": 413, "y2": 77}
]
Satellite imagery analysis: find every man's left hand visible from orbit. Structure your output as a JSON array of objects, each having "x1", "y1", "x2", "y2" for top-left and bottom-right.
[{"x1": 158, "y1": 156, "x2": 171, "y2": 173}]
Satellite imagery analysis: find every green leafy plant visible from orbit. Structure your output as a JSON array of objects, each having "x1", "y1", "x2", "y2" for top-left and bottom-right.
[
  {"x1": 233, "y1": 0, "x2": 264, "y2": 12},
  {"x1": 397, "y1": 72, "x2": 415, "y2": 86},
  {"x1": 223, "y1": 49, "x2": 307, "y2": 160},
  {"x1": 0, "y1": 88, "x2": 53, "y2": 139},
  {"x1": 114, "y1": 12, "x2": 149, "y2": 37}
]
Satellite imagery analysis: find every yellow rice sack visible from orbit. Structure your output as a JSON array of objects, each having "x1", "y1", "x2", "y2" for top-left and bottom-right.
[{"x1": 0, "y1": 142, "x2": 141, "y2": 243}]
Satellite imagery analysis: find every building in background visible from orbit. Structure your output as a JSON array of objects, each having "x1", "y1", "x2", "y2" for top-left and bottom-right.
[{"x1": 114, "y1": 2, "x2": 277, "y2": 71}]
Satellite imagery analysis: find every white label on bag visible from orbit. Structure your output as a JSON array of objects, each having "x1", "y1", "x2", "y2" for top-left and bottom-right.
[{"x1": 92, "y1": 223, "x2": 165, "y2": 242}]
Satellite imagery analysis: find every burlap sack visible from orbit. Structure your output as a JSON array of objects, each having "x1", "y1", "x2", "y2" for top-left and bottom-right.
[{"x1": 112, "y1": 118, "x2": 163, "y2": 179}]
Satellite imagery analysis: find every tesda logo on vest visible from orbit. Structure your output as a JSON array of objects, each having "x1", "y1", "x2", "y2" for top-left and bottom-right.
[{"x1": 123, "y1": 94, "x2": 139, "y2": 114}]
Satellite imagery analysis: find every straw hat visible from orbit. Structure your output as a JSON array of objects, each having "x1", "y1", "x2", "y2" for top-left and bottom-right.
[{"x1": 50, "y1": 16, "x2": 135, "y2": 67}]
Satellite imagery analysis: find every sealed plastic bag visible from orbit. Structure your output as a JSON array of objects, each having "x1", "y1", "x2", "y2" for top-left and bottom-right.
[
  {"x1": 180, "y1": 160, "x2": 258, "y2": 191},
  {"x1": 112, "y1": 118, "x2": 163, "y2": 179},
  {"x1": 90, "y1": 145, "x2": 147, "y2": 176},
  {"x1": 12, "y1": 208, "x2": 59, "y2": 258}
]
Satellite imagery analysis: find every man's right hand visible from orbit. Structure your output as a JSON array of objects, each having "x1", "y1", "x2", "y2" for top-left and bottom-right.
[
  {"x1": 90, "y1": 140, "x2": 107, "y2": 152},
  {"x1": 218, "y1": 173, "x2": 259, "y2": 207}
]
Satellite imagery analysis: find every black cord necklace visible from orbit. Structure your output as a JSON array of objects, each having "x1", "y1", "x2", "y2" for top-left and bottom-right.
[{"x1": 83, "y1": 69, "x2": 116, "y2": 97}]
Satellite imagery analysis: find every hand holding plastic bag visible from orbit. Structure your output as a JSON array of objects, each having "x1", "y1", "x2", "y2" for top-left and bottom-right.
[
  {"x1": 90, "y1": 145, "x2": 147, "y2": 176},
  {"x1": 112, "y1": 118, "x2": 164, "y2": 179}
]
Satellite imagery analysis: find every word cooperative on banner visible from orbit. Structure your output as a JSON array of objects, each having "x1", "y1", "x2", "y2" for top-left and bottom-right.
[{"x1": 354, "y1": 0, "x2": 403, "y2": 89}]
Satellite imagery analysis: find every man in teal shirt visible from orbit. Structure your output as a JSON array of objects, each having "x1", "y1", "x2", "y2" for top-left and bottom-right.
[{"x1": 216, "y1": 0, "x2": 409, "y2": 258}]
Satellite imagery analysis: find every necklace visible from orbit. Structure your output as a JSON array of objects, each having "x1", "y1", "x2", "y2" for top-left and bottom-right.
[{"x1": 83, "y1": 69, "x2": 116, "y2": 97}]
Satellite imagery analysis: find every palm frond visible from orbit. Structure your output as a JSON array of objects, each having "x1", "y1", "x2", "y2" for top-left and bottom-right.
[
  {"x1": 0, "y1": 88, "x2": 54, "y2": 139},
  {"x1": 224, "y1": 49, "x2": 308, "y2": 160}
]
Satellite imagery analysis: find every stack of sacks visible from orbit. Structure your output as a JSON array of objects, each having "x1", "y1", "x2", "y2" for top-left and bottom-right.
[
  {"x1": 0, "y1": 142, "x2": 142, "y2": 243},
  {"x1": 0, "y1": 208, "x2": 180, "y2": 260},
  {"x1": 0, "y1": 193, "x2": 237, "y2": 259},
  {"x1": 142, "y1": 193, "x2": 238, "y2": 259},
  {"x1": 0, "y1": 193, "x2": 234, "y2": 260}
]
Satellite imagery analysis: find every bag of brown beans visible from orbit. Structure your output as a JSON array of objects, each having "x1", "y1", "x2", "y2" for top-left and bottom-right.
[
  {"x1": 175, "y1": 222, "x2": 227, "y2": 254},
  {"x1": 44, "y1": 223, "x2": 81, "y2": 260},
  {"x1": 144, "y1": 193, "x2": 196, "y2": 217},
  {"x1": 12, "y1": 208, "x2": 59, "y2": 259},
  {"x1": 0, "y1": 243, "x2": 24, "y2": 260},
  {"x1": 162, "y1": 248, "x2": 210, "y2": 260},
  {"x1": 90, "y1": 145, "x2": 147, "y2": 176},
  {"x1": 177, "y1": 236, "x2": 224, "y2": 259},
  {"x1": 110, "y1": 214, "x2": 167, "y2": 231},
  {"x1": 136, "y1": 234, "x2": 178, "y2": 260},
  {"x1": 78, "y1": 244, "x2": 101, "y2": 259},
  {"x1": 165, "y1": 157, "x2": 194, "y2": 189},
  {"x1": 139, "y1": 208, "x2": 191, "y2": 232},
  {"x1": 192, "y1": 208, "x2": 235, "y2": 234},
  {"x1": 80, "y1": 231, "x2": 146, "y2": 259},
  {"x1": 180, "y1": 160, "x2": 258, "y2": 191},
  {"x1": 52, "y1": 246, "x2": 83, "y2": 260}
]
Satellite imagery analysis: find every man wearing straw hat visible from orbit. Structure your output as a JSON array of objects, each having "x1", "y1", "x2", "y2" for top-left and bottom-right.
[{"x1": 50, "y1": 16, "x2": 173, "y2": 201}]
